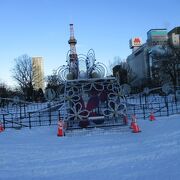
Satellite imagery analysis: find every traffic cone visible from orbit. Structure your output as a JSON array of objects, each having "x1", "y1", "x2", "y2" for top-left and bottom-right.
[
  {"x1": 0, "y1": 121, "x2": 4, "y2": 132},
  {"x1": 149, "y1": 112, "x2": 155, "y2": 121},
  {"x1": 130, "y1": 115, "x2": 136, "y2": 129},
  {"x1": 131, "y1": 115, "x2": 141, "y2": 133},
  {"x1": 57, "y1": 119, "x2": 64, "y2": 137},
  {"x1": 132, "y1": 122, "x2": 141, "y2": 133}
]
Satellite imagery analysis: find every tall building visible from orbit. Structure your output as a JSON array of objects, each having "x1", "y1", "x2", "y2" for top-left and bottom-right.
[
  {"x1": 32, "y1": 57, "x2": 44, "y2": 91},
  {"x1": 127, "y1": 28, "x2": 180, "y2": 88},
  {"x1": 127, "y1": 42, "x2": 150, "y2": 87}
]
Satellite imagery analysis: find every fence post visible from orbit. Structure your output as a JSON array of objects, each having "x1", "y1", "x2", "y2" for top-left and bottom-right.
[
  {"x1": 159, "y1": 103, "x2": 161, "y2": 116},
  {"x1": 171, "y1": 101, "x2": 174, "y2": 114},
  {"x1": 139, "y1": 94, "x2": 142, "y2": 106},
  {"x1": 39, "y1": 112, "x2": 41, "y2": 126},
  {"x1": 143, "y1": 104, "x2": 145, "y2": 120},
  {"x1": 3, "y1": 114, "x2": 5, "y2": 129},
  {"x1": 20, "y1": 102, "x2": 22, "y2": 119},
  {"x1": 58, "y1": 110, "x2": 60, "y2": 121},
  {"x1": 167, "y1": 97, "x2": 169, "y2": 116},
  {"x1": 175, "y1": 95, "x2": 178, "y2": 113},
  {"x1": 49, "y1": 107, "x2": 51, "y2": 126},
  {"x1": 145, "y1": 94, "x2": 147, "y2": 105},
  {"x1": 11, "y1": 114, "x2": 14, "y2": 128},
  {"x1": 133, "y1": 105, "x2": 136, "y2": 115},
  {"x1": 28, "y1": 112, "x2": 31, "y2": 129},
  {"x1": 24, "y1": 104, "x2": 26, "y2": 118},
  {"x1": 165, "y1": 96, "x2": 169, "y2": 116}
]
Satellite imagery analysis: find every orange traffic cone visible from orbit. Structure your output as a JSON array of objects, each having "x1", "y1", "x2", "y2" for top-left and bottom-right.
[
  {"x1": 149, "y1": 112, "x2": 155, "y2": 121},
  {"x1": 131, "y1": 115, "x2": 141, "y2": 133},
  {"x1": 57, "y1": 119, "x2": 64, "y2": 137},
  {"x1": 132, "y1": 122, "x2": 141, "y2": 133},
  {"x1": 0, "y1": 121, "x2": 4, "y2": 132},
  {"x1": 130, "y1": 115, "x2": 136, "y2": 129}
]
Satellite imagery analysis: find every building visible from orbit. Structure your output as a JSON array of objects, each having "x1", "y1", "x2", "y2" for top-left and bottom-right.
[
  {"x1": 32, "y1": 57, "x2": 44, "y2": 91},
  {"x1": 168, "y1": 27, "x2": 180, "y2": 48},
  {"x1": 147, "y1": 29, "x2": 168, "y2": 46},
  {"x1": 127, "y1": 27, "x2": 180, "y2": 88},
  {"x1": 127, "y1": 37, "x2": 150, "y2": 87}
]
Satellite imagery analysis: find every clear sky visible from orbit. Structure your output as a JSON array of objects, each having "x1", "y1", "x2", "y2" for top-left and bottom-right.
[{"x1": 0, "y1": 0, "x2": 180, "y2": 87}]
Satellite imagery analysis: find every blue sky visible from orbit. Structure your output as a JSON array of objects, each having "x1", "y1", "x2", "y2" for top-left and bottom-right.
[{"x1": 0, "y1": 0, "x2": 180, "y2": 86}]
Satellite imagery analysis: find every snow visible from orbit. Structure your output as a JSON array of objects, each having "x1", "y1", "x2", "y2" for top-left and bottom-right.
[{"x1": 1, "y1": 115, "x2": 180, "y2": 180}]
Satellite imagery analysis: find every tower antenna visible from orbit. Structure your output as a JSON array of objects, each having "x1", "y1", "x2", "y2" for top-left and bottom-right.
[
  {"x1": 68, "y1": 24, "x2": 78, "y2": 61},
  {"x1": 68, "y1": 24, "x2": 78, "y2": 79}
]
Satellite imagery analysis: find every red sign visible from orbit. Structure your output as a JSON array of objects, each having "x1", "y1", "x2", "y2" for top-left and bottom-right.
[
  {"x1": 134, "y1": 38, "x2": 141, "y2": 44},
  {"x1": 129, "y1": 37, "x2": 142, "y2": 48}
]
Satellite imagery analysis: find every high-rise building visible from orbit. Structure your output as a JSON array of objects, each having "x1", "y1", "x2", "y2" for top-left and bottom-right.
[
  {"x1": 32, "y1": 57, "x2": 44, "y2": 91},
  {"x1": 127, "y1": 27, "x2": 180, "y2": 88}
]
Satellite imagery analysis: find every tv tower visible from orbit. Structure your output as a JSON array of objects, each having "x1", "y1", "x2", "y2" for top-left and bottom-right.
[
  {"x1": 68, "y1": 24, "x2": 79, "y2": 79},
  {"x1": 68, "y1": 24, "x2": 78, "y2": 61}
]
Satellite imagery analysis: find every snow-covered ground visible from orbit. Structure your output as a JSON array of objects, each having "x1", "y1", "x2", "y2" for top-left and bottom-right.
[{"x1": 1, "y1": 115, "x2": 180, "y2": 180}]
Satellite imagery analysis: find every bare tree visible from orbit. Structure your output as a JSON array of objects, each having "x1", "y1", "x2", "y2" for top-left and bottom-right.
[
  {"x1": 153, "y1": 45, "x2": 180, "y2": 88},
  {"x1": 0, "y1": 82, "x2": 8, "y2": 98},
  {"x1": 108, "y1": 56, "x2": 124, "y2": 74},
  {"x1": 12, "y1": 54, "x2": 33, "y2": 100},
  {"x1": 110, "y1": 56, "x2": 136, "y2": 84},
  {"x1": 46, "y1": 73, "x2": 64, "y2": 95},
  {"x1": 46, "y1": 73, "x2": 60, "y2": 87}
]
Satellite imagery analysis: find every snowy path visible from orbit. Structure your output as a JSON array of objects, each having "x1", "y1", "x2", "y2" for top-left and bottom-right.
[{"x1": 1, "y1": 115, "x2": 180, "y2": 180}]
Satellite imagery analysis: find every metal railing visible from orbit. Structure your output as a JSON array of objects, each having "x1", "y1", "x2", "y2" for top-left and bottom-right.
[{"x1": 0, "y1": 96, "x2": 180, "y2": 130}]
